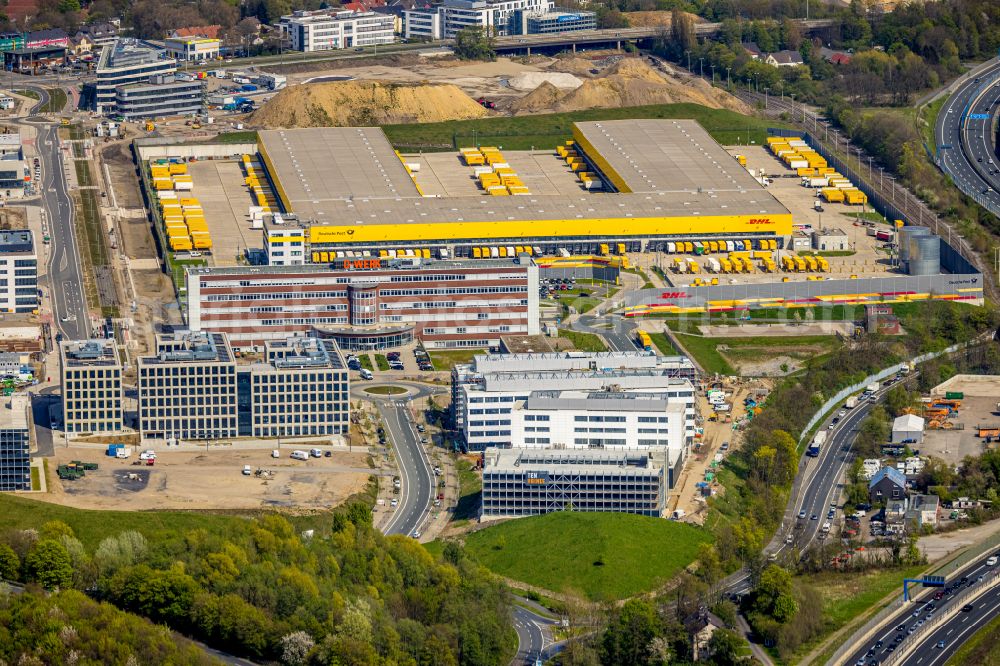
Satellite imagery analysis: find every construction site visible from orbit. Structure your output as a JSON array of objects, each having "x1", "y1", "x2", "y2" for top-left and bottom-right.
[{"x1": 919, "y1": 375, "x2": 1000, "y2": 464}]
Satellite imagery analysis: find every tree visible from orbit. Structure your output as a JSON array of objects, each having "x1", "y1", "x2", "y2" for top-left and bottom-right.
[
  {"x1": 753, "y1": 564, "x2": 798, "y2": 623},
  {"x1": 0, "y1": 543, "x2": 19, "y2": 580},
  {"x1": 280, "y1": 631, "x2": 315, "y2": 665},
  {"x1": 24, "y1": 539, "x2": 73, "y2": 591},
  {"x1": 669, "y1": 8, "x2": 696, "y2": 62},
  {"x1": 707, "y1": 628, "x2": 745, "y2": 665},
  {"x1": 454, "y1": 26, "x2": 495, "y2": 62},
  {"x1": 602, "y1": 599, "x2": 662, "y2": 666},
  {"x1": 885, "y1": 385, "x2": 913, "y2": 417}
]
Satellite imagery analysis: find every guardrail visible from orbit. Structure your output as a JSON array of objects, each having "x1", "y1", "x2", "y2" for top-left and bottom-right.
[
  {"x1": 797, "y1": 340, "x2": 968, "y2": 445},
  {"x1": 941, "y1": 69, "x2": 1000, "y2": 216},
  {"x1": 883, "y1": 569, "x2": 1000, "y2": 666}
]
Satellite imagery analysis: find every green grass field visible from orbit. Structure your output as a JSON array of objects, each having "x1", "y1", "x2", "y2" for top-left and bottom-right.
[
  {"x1": 358, "y1": 354, "x2": 374, "y2": 371},
  {"x1": 0, "y1": 494, "x2": 250, "y2": 551},
  {"x1": 648, "y1": 331, "x2": 677, "y2": 355},
  {"x1": 793, "y1": 564, "x2": 926, "y2": 664},
  {"x1": 364, "y1": 385, "x2": 406, "y2": 395},
  {"x1": 13, "y1": 89, "x2": 39, "y2": 101},
  {"x1": 674, "y1": 333, "x2": 840, "y2": 375},
  {"x1": 375, "y1": 354, "x2": 390, "y2": 371},
  {"x1": 558, "y1": 328, "x2": 608, "y2": 352},
  {"x1": 920, "y1": 94, "x2": 949, "y2": 150},
  {"x1": 382, "y1": 103, "x2": 782, "y2": 151},
  {"x1": 453, "y1": 458, "x2": 482, "y2": 522},
  {"x1": 41, "y1": 88, "x2": 67, "y2": 113},
  {"x1": 427, "y1": 349, "x2": 479, "y2": 371},
  {"x1": 464, "y1": 512, "x2": 711, "y2": 601}
]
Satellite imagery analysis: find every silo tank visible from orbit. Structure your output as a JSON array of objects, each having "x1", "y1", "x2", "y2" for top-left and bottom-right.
[
  {"x1": 908, "y1": 234, "x2": 940, "y2": 275},
  {"x1": 897, "y1": 226, "x2": 930, "y2": 264}
]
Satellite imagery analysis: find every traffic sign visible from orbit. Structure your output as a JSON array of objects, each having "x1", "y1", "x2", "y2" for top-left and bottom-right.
[{"x1": 970, "y1": 113, "x2": 990, "y2": 119}]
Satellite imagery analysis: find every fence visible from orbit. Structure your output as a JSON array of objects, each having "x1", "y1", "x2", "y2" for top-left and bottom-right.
[
  {"x1": 796, "y1": 340, "x2": 967, "y2": 445},
  {"x1": 768, "y1": 127, "x2": 980, "y2": 276}
]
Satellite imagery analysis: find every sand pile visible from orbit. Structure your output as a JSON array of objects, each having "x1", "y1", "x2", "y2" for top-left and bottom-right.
[
  {"x1": 511, "y1": 57, "x2": 749, "y2": 115},
  {"x1": 551, "y1": 56, "x2": 600, "y2": 77},
  {"x1": 250, "y1": 80, "x2": 488, "y2": 128},
  {"x1": 508, "y1": 71, "x2": 583, "y2": 91},
  {"x1": 510, "y1": 81, "x2": 565, "y2": 113}
]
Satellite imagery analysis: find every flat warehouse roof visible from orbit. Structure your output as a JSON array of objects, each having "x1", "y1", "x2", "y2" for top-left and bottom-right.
[
  {"x1": 258, "y1": 127, "x2": 420, "y2": 203},
  {"x1": 257, "y1": 122, "x2": 792, "y2": 241},
  {"x1": 572, "y1": 119, "x2": 766, "y2": 194}
]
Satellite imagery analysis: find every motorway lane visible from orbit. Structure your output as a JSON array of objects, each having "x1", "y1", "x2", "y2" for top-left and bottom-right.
[
  {"x1": 377, "y1": 398, "x2": 435, "y2": 538},
  {"x1": 843, "y1": 557, "x2": 998, "y2": 666},
  {"x1": 902, "y1": 579, "x2": 1000, "y2": 665},
  {"x1": 934, "y1": 59, "x2": 1000, "y2": 209}
]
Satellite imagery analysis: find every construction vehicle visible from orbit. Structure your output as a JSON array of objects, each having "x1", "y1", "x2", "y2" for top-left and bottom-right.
[{"x1": 145, "y1": 121, "x2": 155, "y2": 132}]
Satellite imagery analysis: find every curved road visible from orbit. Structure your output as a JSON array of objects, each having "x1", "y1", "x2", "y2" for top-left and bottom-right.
[
  {"x1": 934, "y1": 58, "x2": 1000, "y2": 211},
  {"x1": 352, "y1": 381, "x2": 445, "y2": 538},
  {"x1": 900, "y1": 573, "x2": 1000, "y2": 665},
  {"x1": 572, "y1": 314, "x2": 639, "y2": 352}
]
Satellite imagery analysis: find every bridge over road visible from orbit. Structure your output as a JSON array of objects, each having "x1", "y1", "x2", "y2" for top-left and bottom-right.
[{"x1": 492, "y1": 19, "x2": 836, "y2": 54}]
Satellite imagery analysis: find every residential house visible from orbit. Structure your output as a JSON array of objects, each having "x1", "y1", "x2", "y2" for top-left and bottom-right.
[
  {"x1": 74, "y1": 22, "x2": 118, "y2": 52},
  {"x1": 766, "y1": 50, "x2": 804, "y2": 67},
  {"x1": 744, "y1": 42, "x2": 763, "y2": 60},
  {"x1": 690, "y1": 612, "x2": 727, "y2": 661},
  {"x1": 884, "y1": 497, "x2": 908, "y2": 535},
  {"x1": 819, "y1": 46, "x2": 851, "y2": 65},
  {"x1": 906, "y1": 494, "x2": 939, "y2": 529},
  {"x1": 168, "y1": 25, "x2": 223, "y2": 40},
  {"x1": 869, "y1": 466, "x2": 908, "y2": 504}
]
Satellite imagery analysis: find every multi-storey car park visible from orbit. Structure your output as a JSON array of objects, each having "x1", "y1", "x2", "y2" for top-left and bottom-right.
[{"x1": 253, "y1": 120, "x2": 793, "y2": 260}]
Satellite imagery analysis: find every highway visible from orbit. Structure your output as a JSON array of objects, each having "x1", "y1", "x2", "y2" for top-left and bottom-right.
[
  {"x1": 842, "y1": 555, "x2": 1000, "y2": 666},
  {"x1": 900, "y1": 573, "x2": 1000, "y2": 665},
  {"x1": 934, "y1": 58, "x2": 1000, "y2": 213}
]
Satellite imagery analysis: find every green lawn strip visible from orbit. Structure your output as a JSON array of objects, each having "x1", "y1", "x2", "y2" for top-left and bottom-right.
[
  {"x1": 30, "y1": 466, "x2": 40, "y2": 491},
  {"x1": 14, "y1": 89, "x2": 39, "y2": 101},
  {"x1": 364, "y1": 386, "x2": 406, "y2": 395},
  {"x1": 945, "y1": 610, "x2": 1000, "y2": 665},
  {"x1": 673, "y1": 333, "x2": 736, "y2": 375},
  {"x1": 648, "y1": 331, "x2": 678, "y2": 355},
  {"x1": 374, "y1": 354, "x2": 391, "y2": 371},
  {"x1": 558, "y1": 328, "x2": 608, "y2": 352},
  {"x1": 74, "y1": 158, "x2": 93, "y2": 186},
  {"x1": 790, "y1": 565, "x2": 926, "y2": 664},
  {"x1": 427, "y1": 349, "x2": 479, "y2": 371},
  {"x1": 0, "y1": 493, "x2": 251, "y2": 551},
  {"x1": 42, "y1": 88, "x2": 67, "y2": 113},
  {"x1": 383, "y1": 103, "x2": 783, "y2": 151},
  {"x1": 846, "y1": 211, "x2": 889, "y2": 224},
  {"x1": 464, "y1": 512, "x2": 712, "y2": 601},
  {"x1": 920, "y1": 93, "x2": 949, "y2": 149},
  {"x1": 358, "y1": 354, "x2": 374, "y2": 371},
  {"x1": 452, "y1": 458, "x2": 481, "y2": 521}
]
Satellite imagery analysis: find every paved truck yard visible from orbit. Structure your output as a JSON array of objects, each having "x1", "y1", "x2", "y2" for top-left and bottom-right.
[{"x1": 187, "y1": 159, "x2": 260, "y2": 266}]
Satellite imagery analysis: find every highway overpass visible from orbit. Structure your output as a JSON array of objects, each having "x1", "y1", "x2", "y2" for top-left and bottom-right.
[{"x1": 492, "y1": 19, "x2": 836, "y2": 54}]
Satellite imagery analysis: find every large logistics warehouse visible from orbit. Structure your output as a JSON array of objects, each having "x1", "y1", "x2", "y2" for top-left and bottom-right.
[{"x1": 254, "y1": 120, "x2": 793, "y2": 260}]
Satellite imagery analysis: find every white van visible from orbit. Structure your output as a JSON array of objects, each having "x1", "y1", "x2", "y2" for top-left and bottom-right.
[
  {"x1": 987, "y1": 556, "x2": 998, "y2": 567},
  {"x1": 290, "y1": 450, "x2": 309, "y2": 461},
  {"x1": 242, "y1": 465, "x2": 252, "y2": 476},
  {"x1": 310, "y1": 448, "x2": 323, "y2": 458},
  {"x1": 359, "y1": 368, "x2": 373, "y2": 380},
  {"x1": 821, "y1": 522, "x2": 831, "y2": 533}
]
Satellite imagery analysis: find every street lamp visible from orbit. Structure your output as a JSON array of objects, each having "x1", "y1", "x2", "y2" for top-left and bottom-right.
[
  {"x1": 726, "y1": 67, "x2": 731, "y2": 88},
  {"x1": 699, "y1": 57, "x2": 704, "y2": 78},
  {"x1": 686, "y1": 50, "x2": 691, "y2": 71},
  {"x1": 711, "y1": 63, "x2": 715, "y2": 84},
  {"x1": 764, "y1": 87, "x2": 769, "y2": 109}
]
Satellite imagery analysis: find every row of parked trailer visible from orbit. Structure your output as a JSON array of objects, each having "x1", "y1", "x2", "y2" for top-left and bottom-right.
[
  {"x1": 766, "y1": 136, "x2": 869, "y2": 205},
  {"x1": 673, "y1": 251, "x2": 831, "y2": 275},
  {"x1": 556, "y1": 141, "x2": 603, "y2": 190}
]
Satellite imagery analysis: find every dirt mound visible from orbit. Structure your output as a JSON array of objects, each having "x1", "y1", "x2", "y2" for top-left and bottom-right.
[
  {"x1": 510, "y1": 81, "x2": 566, "y2": 114},
  {"x1": 623, "y1": 10, "x2": 702, "y2": 27},
  {"x1": 508, "y1": 71, "x2": 582, "y2": 91},
  {"x1": 550, "y1": 56, "x2": 600, "y2": 77},
  {"x1": 250, "y1": 80, "x2": 487, "y2": 128},
  {"x1": 547, "y1": 57, "x2": 749, "y2": 114}
]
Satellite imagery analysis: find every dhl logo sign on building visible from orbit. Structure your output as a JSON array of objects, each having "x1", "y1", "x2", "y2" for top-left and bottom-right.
[{"x1": 307, "y1": 214, "x2": 792, "y2": 246}]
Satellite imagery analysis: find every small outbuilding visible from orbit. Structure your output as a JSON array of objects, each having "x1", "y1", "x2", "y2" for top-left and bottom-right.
[
  {"x1": 891, "y1": 414, "x2": 925, "y2": 445},
  {"x1": 812, "y1": 227, "x2": 850, "y2": 251}
]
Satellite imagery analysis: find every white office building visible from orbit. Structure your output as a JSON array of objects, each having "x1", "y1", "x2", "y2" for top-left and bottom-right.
[
  {"x1": 402, "y1": 8, "x2": 443, "y2": 40},
  {"x1": 437, "y1": 0, "x2": 553, "y2": 38},
  {"x1": 164, "y1": 37, "x2": 221, "y2": 62},
  {"x1": 93, "y1": 39, "x2": 177, "y2": 114},
  {"x1": 60, "y1": 339, "x2": 124, "y2": 434},
  {"x1": 452, "y1": 350, "x2": 696, "y2": 442},
  {"x1": 280, "y1": 9, "x2": 395, "y2": 52},
  {"x1": 0, "y1": 231, "x2": 36, "y2": 313},
  {"x1": 263, "y1": 213, "x2": 307, "y2": 266}
]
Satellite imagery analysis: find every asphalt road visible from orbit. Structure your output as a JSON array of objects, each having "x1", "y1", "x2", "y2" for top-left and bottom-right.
[
  {"x1": 375, "y1": 396, "x2": 435, "y2": 538},
  {"x1": 901, "y1": 575, "x2": 1000, "y2": 665},
  {"x1": 723, "y1": 374, "x2": 913, "y2": 595},
  {"x1": 572, "y1": 314, "x2": 639, "y2": 352},
  {"x1": 934, "y1": 58, "x2": 1000, "y2": 211},
  {"x1": 843, "y1": 555, "x2": 999, "y2": 666},
  {"x1": 22, "y1": 87, "x2": 89, "y2": 341}
]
